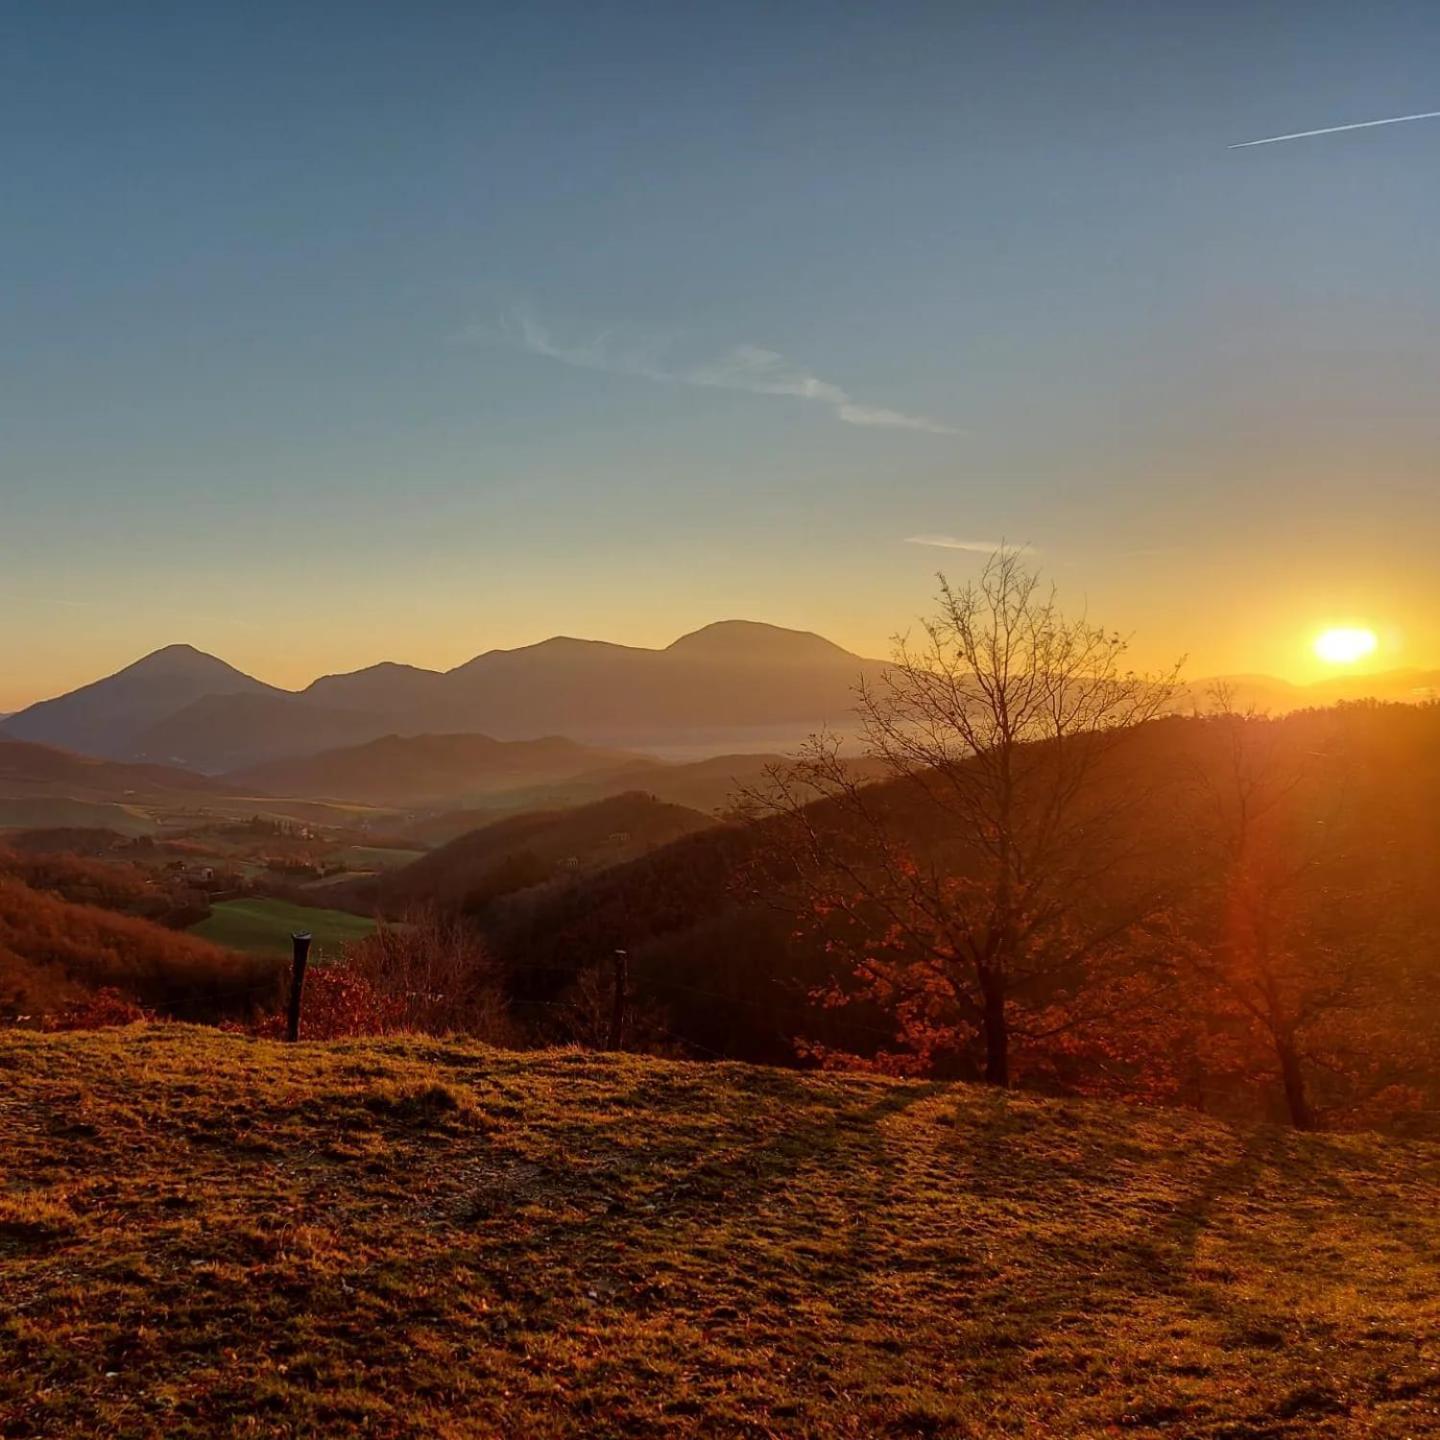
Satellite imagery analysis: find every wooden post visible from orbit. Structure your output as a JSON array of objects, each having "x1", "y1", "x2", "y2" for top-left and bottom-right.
[
  {"x1": 607, "y1": 948, "x2": 628, "y2": 1051},
  {"x1": 286, "y1": 932, "x2": 313, "y2": 1042}
]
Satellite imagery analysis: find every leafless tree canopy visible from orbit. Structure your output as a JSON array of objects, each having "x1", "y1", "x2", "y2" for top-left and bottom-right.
[
  {"x1": 349, "y1": 910, "x2": 516, "y2": 1043},
  {"x1": 751, "y1": 549, "x2": 1183, "y2": 1086},
  {"x1": 1183, "y1": 694, "x2": 1400, "y2": 1130}
]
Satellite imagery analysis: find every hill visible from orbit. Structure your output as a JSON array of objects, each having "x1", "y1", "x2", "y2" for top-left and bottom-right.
[
  {"x1": 0, "y1": 738, "x2": 236, "y2": 836},
  {"x1": 399, "y1": 751, "x2": 779, "y2": 843},
  {"x1": 476, "y1": 704, "x2": 1440, "y2": 1103},
  {"x1": 0, "y1": 877, "x2": 280, "y2": 1016},
  {"x1": 130, "y1": 692, "x2": 395, "y2": 772},
  {"x1": 0, "y1": 646, "x2": 278, "y2": 760},
  {"x1": 0, "y1": 738, "x2": 394, "y2": 835},
  {"x1": 0, "y1": 738, "x2": 221, "y2": 800},
  {"x1": 300, "y1": 659, "x2": 450, "y2": 714},
  {"x1": 225, "y1": 733, "x2": 650, "y2": 809},
  {"x1": 3, "y1": 622, "x2": 886, "y2": 771},
  {"x1": 2, "y1": 1026, "x2": 1438, "y2": 1436},
  {"x1": 356, "y1": 792, "x2": 718, "y2": 915},
  {"x1": 217, "y1": 743, "x2": 873, "y2": 839},
  {"x1": 1204, "y1": 668, "x2": 1440, "y2": 713},
  {"x1": 430, "y1": 622, "x2": 877, "y2": 742}
]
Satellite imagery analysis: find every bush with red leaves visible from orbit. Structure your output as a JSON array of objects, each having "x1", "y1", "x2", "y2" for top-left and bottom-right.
[{"x1": 42, "y1": 987, "x2": 155, "y2": 1031}]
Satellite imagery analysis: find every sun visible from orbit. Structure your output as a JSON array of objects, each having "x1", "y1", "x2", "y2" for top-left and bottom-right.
[{"x1": 1313, "y1": 626, "x2": 1378, "y2": 665}]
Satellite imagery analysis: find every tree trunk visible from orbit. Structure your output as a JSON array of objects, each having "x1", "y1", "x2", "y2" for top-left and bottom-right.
[
  {"x1": 1276, "y1": 1037, "x2": 1314, "y2": 1130},
  {"x1": 980, "y1": 969, "x2": 1010, "y2": 1087}
]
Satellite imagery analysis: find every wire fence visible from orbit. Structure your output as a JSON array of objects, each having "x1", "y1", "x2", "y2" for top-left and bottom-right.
[{"x1": 0, "y1": 940, "x2": 904, "y2": 1060}]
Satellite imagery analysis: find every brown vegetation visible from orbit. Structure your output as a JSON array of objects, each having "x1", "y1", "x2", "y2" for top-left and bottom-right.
[
  {"x1": 362, "y1": 792, "x2": 716, "y2": 918},
  {"x1": 2, "y1": 1026, "x2": 1438, "y2": 1436},
  {"x1": 0, "y1": 877, "x2": 281, "y2": 1019},
  {"x1": 747, "y1": 550, "x2": 1182, "y2": 1087}
]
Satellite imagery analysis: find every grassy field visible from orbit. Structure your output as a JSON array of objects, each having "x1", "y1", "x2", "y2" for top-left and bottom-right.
[
  {"x1": 2, "y1": 1028, "x2": 1438, "y2": 1437},
  {"x1": 0, "y1": 797, "x2": 157, "y2": 836},
  {"x1": 334, "y1": 844, "x2": 426, "y2": 873},
  {"x1": 190, "y1": 898, "x2": 376, "y2": 957}
]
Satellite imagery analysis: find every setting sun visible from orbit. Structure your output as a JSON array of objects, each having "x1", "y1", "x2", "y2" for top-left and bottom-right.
[{"x1": 1314, "y1": 626, "x2": 1379, "y2": 665}]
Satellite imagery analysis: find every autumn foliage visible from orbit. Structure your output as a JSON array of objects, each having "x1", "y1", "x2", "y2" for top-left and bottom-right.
[
  {"x1": 0, "y1": 876, "x2": 281, "y2": 1019},
  {"x1": 238, "y1": 913, "x2": 517, "y2": 1043}
]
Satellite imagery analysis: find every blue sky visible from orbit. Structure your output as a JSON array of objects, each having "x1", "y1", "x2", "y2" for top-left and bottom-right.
[{"x1": 3, "y1": 1, "x2": 1439, "y2": 705}]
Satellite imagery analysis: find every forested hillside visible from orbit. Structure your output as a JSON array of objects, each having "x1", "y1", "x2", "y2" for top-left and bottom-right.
[{"x1": 478, "y1": 703, "x2": 1440, "y2": 1130}]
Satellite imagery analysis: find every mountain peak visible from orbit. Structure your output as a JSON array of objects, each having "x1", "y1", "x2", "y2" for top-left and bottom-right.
[
  {"x1": 121, "y1": 644, "x2": 251, "y2": 678},
  {"x1": 0, "y1": 645, "x2": 275, "y2": 762},
  {"x1": 666, "y1": 620, "x2": 857, "y2": 664}
]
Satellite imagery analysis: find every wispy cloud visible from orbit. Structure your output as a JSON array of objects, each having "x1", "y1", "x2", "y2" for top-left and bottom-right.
[
  {"x1": 505, "y1": 311, "x2": 957, "y2": 435},
  {"x1": 1230, "y1": 110, "x2": 1440, "y2": 149},
  {"x1": 903, "y1": 535, "x2": 1031, "y2": 554}
]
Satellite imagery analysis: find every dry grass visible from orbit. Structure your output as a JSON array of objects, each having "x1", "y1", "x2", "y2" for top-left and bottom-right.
[{"x1": 1, "y1": 1026, "x2": 1438, "y2": 1438}]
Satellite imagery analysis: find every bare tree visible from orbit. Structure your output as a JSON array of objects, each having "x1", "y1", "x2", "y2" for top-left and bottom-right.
[
  {"x1": 1184, "y1": 700, "x2": 1392, "y2": 1130},
  {"x1": 751, "y1": 548, "x2": 1182, "y2": 1087},
  {"x1": 347, "y1": 910, "x2": 516, "y2": 1042}
]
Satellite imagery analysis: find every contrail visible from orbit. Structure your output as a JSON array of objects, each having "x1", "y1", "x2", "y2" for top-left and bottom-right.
[{"x1": 1230, "y1": 110, "x2": 1440, "y2": 148}]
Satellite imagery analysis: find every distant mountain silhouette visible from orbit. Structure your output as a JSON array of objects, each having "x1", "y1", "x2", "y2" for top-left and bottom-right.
[
  {"x1": 2, "y1": 646, "x2": 278, "y2": 760},
  {"x1": 2, "y1": 623, "x2": 888, "y2": 770},
  {"x1": 133, "y1": 693, "x2": 399, "y2": 772},
  {"x1": 225, "y1": 733, "x2": 648, "y2": 809},
  {"x1": 1184, "y1": 670, "x2": 1440, "y2": 714},
  {"x1": 302, "y1": 662, "x2": 449, "y2": 715},
  {"x1": 665, "y1": 620, "x2": 859, "y2": 664},
  {"x1": 6, "y1": 626, "x2": 1437, "y2": 774}
]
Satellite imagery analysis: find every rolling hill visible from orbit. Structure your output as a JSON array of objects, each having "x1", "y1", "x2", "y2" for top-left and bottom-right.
[
  {"x1": 1195, "y1": 669, "x2": 1440, "y2": 713},
  {"x1": 0, "y1": 738, "x2": 220, "y2": 801},
  {"x1": 228, "y1": 739, "x2": 817, "y2": 832},
  {"x1": 348, "y1": 791, "x2": 717, "y2": 915},
  {"x1": 471, "y1": 703, "x2": 1440, "y2": 1088},
  {"x1": 0, "y1": 737, "x2": 399, "y2": 835},
  {"x1": 0, "y1": 876, "x2": 281, "y2": 1016},
  {"x1": 0, "y1": 739, "x2": 230, "y2": 834},
  {"x1": 3, "y1": 1025, "x2": 1438, "y2": 1436},
  {"x1": 398, "y1": 751, "x2": 787, "y2": 842},
  {"x1": 224, "y1": 733, "x2": 650, "y2": 809}
]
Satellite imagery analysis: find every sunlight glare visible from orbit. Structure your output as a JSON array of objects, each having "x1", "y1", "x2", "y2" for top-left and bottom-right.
[{"x1": 1313, "y1": 626, "x2": 1378, "y2": 665}]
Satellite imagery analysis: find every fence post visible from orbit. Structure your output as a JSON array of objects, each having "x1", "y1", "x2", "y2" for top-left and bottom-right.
[
  {"x1": 607, "y1": 948, "x2": 628, "y2": 1051},
  {"x1": 287, "y1": 932, "x2": 313, "y2": 1042}
]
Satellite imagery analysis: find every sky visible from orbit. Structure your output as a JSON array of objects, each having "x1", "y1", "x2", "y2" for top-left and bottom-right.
[{"x1": 3, "y1": 1, "x2": 1439, "y2": 710}]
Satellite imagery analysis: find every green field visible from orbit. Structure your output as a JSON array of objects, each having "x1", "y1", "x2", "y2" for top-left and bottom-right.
[
  {"x1": 334, "y1": 844, "x2": 426, "y2": 872},
  {"x1": 0, "y1": 797, "x2": 157, "y2": 836},
  {"x1": 191, "y1": 898, "x2": 375, "y2": 957}
]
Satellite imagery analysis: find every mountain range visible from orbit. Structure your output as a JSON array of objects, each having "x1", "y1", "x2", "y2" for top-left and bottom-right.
[
  {"x1": 0, "y1": 623, "x2": 887, "y2": 772},
  {"x1": 4, "y1": 624, "x2": 1437, "y2": 776}
]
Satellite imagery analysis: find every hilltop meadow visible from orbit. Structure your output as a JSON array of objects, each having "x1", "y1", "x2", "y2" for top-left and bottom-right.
[{"x1": 3, "y1": 1025, "x2": 1439, "y2": 1439}]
